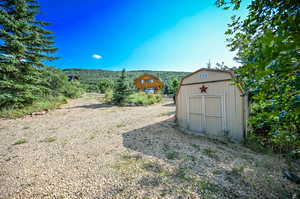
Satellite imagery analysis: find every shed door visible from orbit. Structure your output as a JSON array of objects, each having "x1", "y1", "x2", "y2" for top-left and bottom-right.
[{"x1": 188, "y1": 95, "x2": 224, "y2": 136}]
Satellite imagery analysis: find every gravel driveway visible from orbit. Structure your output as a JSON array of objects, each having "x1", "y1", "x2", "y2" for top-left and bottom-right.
[{"x1": 0, "y1": 94, "x2": 298, "y2": 199}]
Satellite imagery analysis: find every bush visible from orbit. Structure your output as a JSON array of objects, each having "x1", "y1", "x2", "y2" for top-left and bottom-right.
[
  {"x1": 126, "y1": 92, "x2": 162, "y2": 105},
  {"x1": 62, "y1": 81, "x2": 85, "y2": 99},
  {"x1": 0, "y1": 95, "x2": 67, "y2": 118},
  {"x1": 104, "y1": 89, "x2": 114, "y2": 103},
  {"x1": 41, "y1": 67, "x2": 85, "y2": 98},
  {"x1": 98, "y1": 79, "x2": 114, "y2": 93}
]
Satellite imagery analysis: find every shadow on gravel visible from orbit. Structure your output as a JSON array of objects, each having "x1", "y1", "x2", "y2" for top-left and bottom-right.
[
  {"x1": 121, "y1": 117, "x2": 295, "y2": 198},
  {"x1": 162, "y1": 103, "x2": 175, "y2": 107},
  {"x1": 65, "y1": 103, "x2": 114, "y2": 109}
]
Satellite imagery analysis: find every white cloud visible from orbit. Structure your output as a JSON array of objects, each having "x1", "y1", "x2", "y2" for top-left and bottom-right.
[{"x1": 92, "y1": 54, "x2": 102, "y2": 60}]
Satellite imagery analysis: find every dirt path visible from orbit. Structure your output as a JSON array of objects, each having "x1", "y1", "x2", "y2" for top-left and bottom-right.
[{"x1": 0, "y1": 94, "x2": 298, "y2": 198}]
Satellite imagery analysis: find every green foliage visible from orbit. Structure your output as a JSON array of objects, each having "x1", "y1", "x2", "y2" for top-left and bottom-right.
[
  {"x1": 170, "y1": 77, "x2": 180, "y2": 94},
  {"x1": 98, "y1": 79, "x2": 114, "y2": 93},
  {"x1": 126, "y1": 92, "x2": 162, "y2": 105},
  {"x1": 41, "y1": 67, "x2": 84, "y2": 98},
  {"x1": 62, "y1": 81, "x2": 85, "y2": 99},
  {"x1": 0, "y1": 95, "x2": 67, "y2": 118},
  {"x1": 0, "y1": 0, "x2": 58, "y2": 108},
  {"x1": 104, "y1": 88, "x2": 114, "y2": 103},
  {"x1": 217, "y1": 0, "x2": 300, "y2": 153},
  {"x1": 113, "y1": 69, "x2": 132, "y2": 105},
  {"x1": 165, "y1": 151, "x2": 179, "y2": 160},
  {"x1": 13, "y1": 139, "x2": 27, "y2": 145}
]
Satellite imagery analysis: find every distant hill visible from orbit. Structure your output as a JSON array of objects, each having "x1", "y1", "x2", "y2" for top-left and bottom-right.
[{"x1": 63, "y1": 68, "x2": 190, "y2": 87}]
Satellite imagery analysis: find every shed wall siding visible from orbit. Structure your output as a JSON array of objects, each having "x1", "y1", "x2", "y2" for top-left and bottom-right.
[
  {"x1": 177, "y1": 80, "x2": 244, "y2": 141},
  {"x1": 182, "y1": 71, "x2": 231, "y2": 85}
]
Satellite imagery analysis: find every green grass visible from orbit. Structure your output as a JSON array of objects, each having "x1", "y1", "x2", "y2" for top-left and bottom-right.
[
  {"x1": 13, "y1": 139, "x2": 27, "y2": 145},
  {"x1": 191, "y1": 144, "x2": 201, "y2": 151},
  {"x1": 165, "y1": 151, "x2": 179, "y2": 160},
  {"x1": 89, "y1": 135, "x2": 96, "y2": 140},
  {"x1": 0, "y1": 95, "x2": 67, "y2": 118},
  {"x1": 229, "y1": 165, "x2": 245, "y2": 176},
  {"x1": 125, "y1": 92, "x2": 162, "y2": 105},
  {"x1": 41, "y1": 137, "x2": 57, "y2": 143},
  {"x1": 203, "y1": 147, "x2": 219, "y2": 160}
]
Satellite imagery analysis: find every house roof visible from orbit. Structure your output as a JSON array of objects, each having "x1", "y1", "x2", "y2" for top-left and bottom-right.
[
  {"x1": 181, "y1": 68, "x2": 234, "y2": 82},
  {"x1": 134, "y1": 74, "x2": 162, "y2": 82}
]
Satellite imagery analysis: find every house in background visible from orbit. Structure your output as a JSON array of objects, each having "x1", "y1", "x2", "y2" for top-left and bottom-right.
[
  {"x1": 134, "y1": 74, "x2": 164, "y2": 93},
  {"x1": 68, "y1": 75, "x2": 80, "y2": 81}
]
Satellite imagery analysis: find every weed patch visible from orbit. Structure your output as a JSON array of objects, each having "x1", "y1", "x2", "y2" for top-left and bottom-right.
[
  {"x1": 203, "y1": 148, "x2": 219, "y2": 160},
  {"x1": 229, "y1": 165, "x2": 245, "y2": 176},
  {"x1": 116, "y1": 123, "x2": 126, "y2": 128},
  {"x1": 13, "y1": 139, "x2": 27, "y2": 145},
  {"x1": 41, "y1": 137, "x2": 57, "y2": 143},
  {"x1": 166, "y1": 151, "x2": 179, "y2": 160},
  {"x1": 191, "y1": 144, "x2": 201, "y2": 151},
  {"x1": 142, "y1": 162, "x2": 163, "y2": 173},
  {"x1": 89, "y1": 135, "x2": 96, "y2": 140}
]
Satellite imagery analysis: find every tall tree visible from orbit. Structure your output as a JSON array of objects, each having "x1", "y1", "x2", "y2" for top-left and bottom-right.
[
  {"x1": 113, "y1": 69, "x2": 131, "y2": 104},
  {"x1": 0, "y1": 0, "x2": 57, "y2": 108},
  {"x1": 171, "y1": 77, "x2": 180, "y2": 94},
  {"x1": 217, "y1": 0, "x2": 300, "y2": 152}
]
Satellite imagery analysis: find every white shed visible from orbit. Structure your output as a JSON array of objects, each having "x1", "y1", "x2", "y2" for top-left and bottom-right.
[{"x1": 176, "y1": 68, "x2": 248, "y2": 141}]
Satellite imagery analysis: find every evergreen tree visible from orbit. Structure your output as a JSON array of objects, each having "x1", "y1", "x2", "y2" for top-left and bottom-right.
[
  {"x1": 113, "y1": 69, "x2": 131, "y2": 104},
  {"x1": 170, "y1": 77, "x2": 180, "y2": 94},
  {"x1": 0, "y1": 0, "x2": 57, "y2": 108}
]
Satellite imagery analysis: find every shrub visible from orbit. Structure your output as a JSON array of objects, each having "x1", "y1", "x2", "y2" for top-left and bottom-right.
[
  {"x1": 98, "y1": 79, "x2": 114, "y2": 93},
  {"x1": 104, "y1": 88, "x2": 114, "y2": 103},
  {"x1": 125, "y1": 92, "x2": 162, "y2": 105},
  {"x1": 62, "y1": 81, "x2": 85, "y2": 99},
  {"x1": 0, "y1": 95, "x2": 67, "y2": 118}
]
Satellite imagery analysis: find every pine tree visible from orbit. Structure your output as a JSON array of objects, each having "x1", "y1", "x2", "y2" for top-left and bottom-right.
[
  {"x1": 171, "y1": 77, "x2": 179, "y2": 94},
  {"x1": 113, "y1": 69, "x2": 131, "y2": 104},
  {"x1": 0, "y1": 0, "x2": 57, "y2": 108}
]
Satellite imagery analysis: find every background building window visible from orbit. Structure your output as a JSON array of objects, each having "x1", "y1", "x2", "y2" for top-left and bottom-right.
[
  {"x1": 146, "y1": 79, "x2": 153, "y2": 83},
  {"x1": 199, "y1": 73, "x2": 208, "y2": 78}
]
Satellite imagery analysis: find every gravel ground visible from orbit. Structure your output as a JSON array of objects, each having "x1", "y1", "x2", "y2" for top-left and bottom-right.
[{"x1": 0, "y1": 94, "x2": 299, "y2": 199}]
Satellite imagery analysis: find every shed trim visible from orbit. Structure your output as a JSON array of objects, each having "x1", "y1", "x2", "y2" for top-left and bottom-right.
[
  {"x1": 181, "y1": 79, "x2": 232, "y2": 86},
  {"x1": 176, "y1": 68, "x2": 244, "y2": 99}
]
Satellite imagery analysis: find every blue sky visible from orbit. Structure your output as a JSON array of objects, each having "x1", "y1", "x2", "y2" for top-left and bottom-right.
[{"x1": 38, "y1": 0, "x2": 248, "y2": 72}]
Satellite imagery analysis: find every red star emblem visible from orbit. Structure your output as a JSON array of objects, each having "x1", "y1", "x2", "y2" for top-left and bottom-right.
[{"x1": 200, "y1": 85, "x2": 208, "y2": 93}]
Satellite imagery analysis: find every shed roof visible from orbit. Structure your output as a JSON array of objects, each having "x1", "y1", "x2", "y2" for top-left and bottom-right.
[{"x1": 177, "y1": 68, "x2": 244, "y2": 95}]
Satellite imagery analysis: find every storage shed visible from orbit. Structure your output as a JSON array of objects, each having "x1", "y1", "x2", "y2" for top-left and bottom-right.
[{"x1": 176, "y1": 68, "x2": 248, "y2": 141}]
